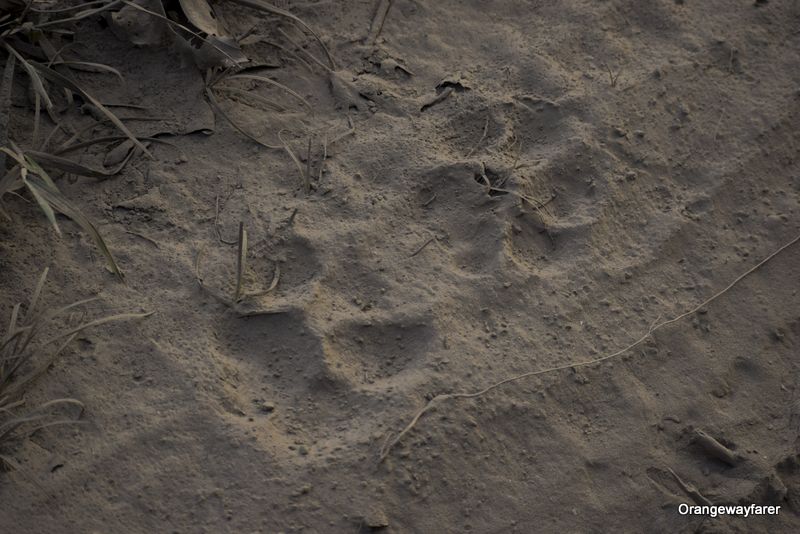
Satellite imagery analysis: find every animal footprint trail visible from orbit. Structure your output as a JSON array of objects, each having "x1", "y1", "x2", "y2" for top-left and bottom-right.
[{"x1": 379, "y1": 232, "x2": 800, "y2": 462}]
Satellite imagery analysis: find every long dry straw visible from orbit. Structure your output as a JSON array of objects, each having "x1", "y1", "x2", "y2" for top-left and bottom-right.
[{"x1": 379, "y1": 232, "x2": 800, "y2": 462}]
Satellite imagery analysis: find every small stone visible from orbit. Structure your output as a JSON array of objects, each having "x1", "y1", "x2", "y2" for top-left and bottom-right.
[
  {"x1": 363, "y1": 509, "x2": 389, "y2": 529},
  {"x1": 260, "y1": 402, "x2": 275, "y2": 413}
]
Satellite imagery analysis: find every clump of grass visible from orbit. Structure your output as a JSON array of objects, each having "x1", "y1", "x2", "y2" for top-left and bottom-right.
[
  {"x1": 1, "y1": 1, "x2": 157, "y2": 279},
  {"x1": 2, "y1": 0, "x2": 343, "y2": 281},
  {"x1": 2, "y1": 146, "x2": 125, "y2": 278},
  {"x1": 0, "y1": 268, "x2": 152, "y2": 473}
]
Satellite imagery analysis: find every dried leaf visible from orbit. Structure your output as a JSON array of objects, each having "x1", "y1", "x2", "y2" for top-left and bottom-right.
[
  {"x1": 109, "y1": 0, "x2": 170, "y2": 46},
  {"x1": 178, "y1": 0, "x2": 222, "y2": 36}
]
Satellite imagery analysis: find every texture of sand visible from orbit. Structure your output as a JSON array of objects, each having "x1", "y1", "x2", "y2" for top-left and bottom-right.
[{"x1": 2, "y1": 0, "x2": 800, "y2": 532}]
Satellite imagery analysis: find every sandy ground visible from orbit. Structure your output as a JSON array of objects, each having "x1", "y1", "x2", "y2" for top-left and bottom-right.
[{"x1": 2, "y1": 0, "x2": 800, "y2": 532}]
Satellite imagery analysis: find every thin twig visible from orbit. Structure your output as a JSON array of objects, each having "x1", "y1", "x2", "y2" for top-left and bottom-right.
[
  {"x1": 277, "y1": 27, "x2": 332, "y2": 74},
  {"x1": 248, "y1": 264, "x2": 281, "y2": 297},
  {"x1": 229, "y1": 0, "x2": 336, "y2": 70},
  {"x1": 422, "y1": 193, "x2": 437, "y2": 207},
  {"x1": 366, "y1": 0, "x2": 393, "y2": 46},
  {"x1": 305, "y1": 136, "x2": 312, "y2": 192},
  {"x1": 234, "y1": 222, "x2": 248, "y2": 301},
  {"x1": 465, "y1": 116, "x2": 489, "y2": 158},
  {"x1": 409, "y1": 236, "x2": 435, "y2": 257},
  {"x1": 379, "y1": 232, "x2": 800, "y2": 462},
  {"x1": 668, "y1": 468, "x2": 712, "y2": 506},
  {"x1": 278, "y1": 130, "x2": 307, "y2": 191},
  {"x1": 214, "y1": 191, "x2": 238, "y2": 245},
  {"x1": 124, "y1": 230, "x2": 159, "y2": 248},
  {"x1": 603, "y1": 62, "x2": 621, "y2": 87},
  {"x1": 318, "y1": 134, "x2": 327, "y2": 182}
]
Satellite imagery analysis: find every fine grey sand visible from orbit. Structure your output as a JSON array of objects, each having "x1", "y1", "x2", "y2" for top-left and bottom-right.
[{"x1": 1, "y1": 1, "x2": 799, "y2": 532}]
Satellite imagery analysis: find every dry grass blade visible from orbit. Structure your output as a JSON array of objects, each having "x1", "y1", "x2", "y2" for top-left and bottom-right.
[
  {"x1": 3, "y1": 43, "x2": 53, "y2": 112},
  {"x1": 305, "y1": 136, "x2": 312, "y2": 191},
  {"x1": 0, "y1": 334, "x2": 75, "y2": 403},
  {"x1": 27, "y1": 149, "x2": 135, "y2": 179},
  {"x1": 35, "y1": 0, "x2": 123, "y2": 28},
  {"x1": 222, "y1": 73, "x2": 311, "y2": 109},
  {"x1": 30, "y1": 1, "x2": 107, "y2": 14},
  {"x1": 1, "y1": 157, "x2": 23, "y2": 201},
  {"x1": 20, "y1": 166, "x2": 61, "y2": 236},
  {"x1": 234, "y1": 222, "x2": 247, "y2": 301},
  {"x1": 465, "y1": 116, "x2": 489, "y2": 158},
  {"x1": 194, "y1": 246, "x2": 238, "y2": 308},
  {"x1": 0, "y1": 399, "x2": 85, "y2": 443},
  {"x1": 277, "y1": 27, "x2": 331, "y2": 73},
  {"x1": 2, "y1": 297, "x2": 101, "y2": 386},
  {"x1": 49, "y1": 61, "x2": 124, "y2": 81},
  {"x1": 42, "y1": 311, "x2": 153, "y2": 345},
  {"x1": 28, "y1": 59, "x2": 152, "y2": 159},
  {"x1": 32, "y1": 91, "x2": 41, "y2": 148},
  {"x1": 213, "y1": 86, "x2": 286, "y2": 112},
  {"x1": 54, "y1": 135, "x2": 172, "y2": 156},
  {"x1": 277, "y1": 130, "x2": 306, "y2": 189},
  {"x1": 0, "y1": 51, "x2": 14, "y2": 180},
  {"x1": 229, "y1": 0, "x2": 335, "y2": 70},
  {"x1": 266, "y1": 264, "x2": 280, "y2": 293},
  {"x1": 21, "y1": 155, "x2": 124, "y2": 279},
  {"x1": 27, "y1": 267, "x2": 48, "y2": 320},
  {"x1": 366, "y1": 0, "x2": 392, "y2": 46},
  {"x1": 205, "y1": 87, "x2": 281, "y2": 149}
]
